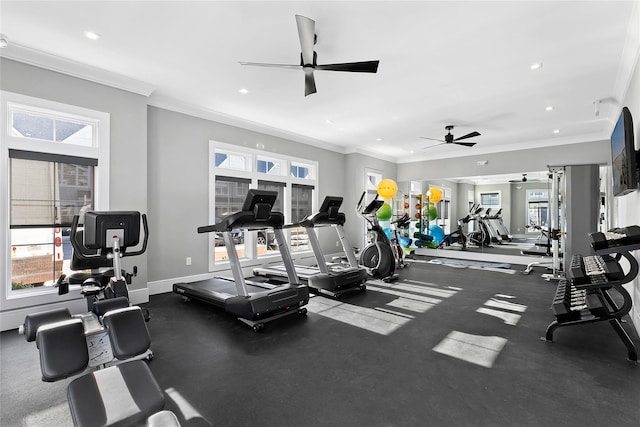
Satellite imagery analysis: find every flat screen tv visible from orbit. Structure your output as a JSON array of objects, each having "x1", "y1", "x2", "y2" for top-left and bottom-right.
[{"x1": 611, "y1": 107, "x2": 638, "y2": 197}]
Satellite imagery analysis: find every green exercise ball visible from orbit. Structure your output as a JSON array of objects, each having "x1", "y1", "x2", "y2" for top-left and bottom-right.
[
  {"x1": 421, "y1": 205, "x2": 438, "y2": 221},
  {"x1": 376, "y1": 202, "x2": 393, "y2": 221}
]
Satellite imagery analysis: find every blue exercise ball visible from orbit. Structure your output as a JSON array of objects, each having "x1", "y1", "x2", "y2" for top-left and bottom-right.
[{"x1": 428, "y1": 225, "x2": 445, "y2": 245}]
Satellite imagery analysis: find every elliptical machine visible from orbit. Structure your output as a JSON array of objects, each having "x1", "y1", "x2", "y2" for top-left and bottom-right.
[
  {"x1": 356, "y1": 192, "x2": 399, "y2": 282},
  {"x1": 439, "y1": 213, "x2": 469, "y2": 250}
]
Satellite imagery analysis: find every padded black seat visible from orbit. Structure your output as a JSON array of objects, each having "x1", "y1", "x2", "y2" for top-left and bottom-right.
[
  {"x1": 102, "y1": 306, "x2": 151, "y2": 359},
  {"x1": 67, "y1": 360, "x2": 164, "y2": 427},
  {"x1": 32, "y1": 307, "x2": 171, "y2": 427}
]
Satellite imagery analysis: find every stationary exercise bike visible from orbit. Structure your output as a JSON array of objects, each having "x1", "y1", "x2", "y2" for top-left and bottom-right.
[
  {"x1": 356, "y1": 192, "x2": 399, "y2": 282},
  {"x1": 58, "y1": 211, "x2": 149, "y2": 319}
]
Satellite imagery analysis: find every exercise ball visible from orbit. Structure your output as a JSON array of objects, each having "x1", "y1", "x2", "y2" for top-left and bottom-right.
[
  {"x1": 376, "y1": 202, "x2": 393, "y2": 221},
  {"x1": 422, "y1": 205, "x2": 438, "y2": 221},
  {"x1": 428, "y1": 225, "x2": 445, "y2": 244},
  {"x1": 415, "y1": 203, "x2": 422, "y2": 210},
  {"x1": 429, "y1": 188, "x2": 443, "y2": 203},
  {"x1": 383, "y1": 227, "x2": 392, "y2": 239},
  {"x1": 414, "y1": 212, "x2": 421, "y2": 219},
  {"x1": 377, "y1": 179, "x2": 398, "y2": 199},
  {"x1": 404, "y1": 202, "x2": 410, "y2": 209}
]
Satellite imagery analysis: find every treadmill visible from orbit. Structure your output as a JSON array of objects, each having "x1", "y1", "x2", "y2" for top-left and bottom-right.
[
  {"x1": 173, "y1": 190, "x2": 309, "y2": 331},
  {"x1": 253, "y1": 196, "x2": 368, "y2": 298}
]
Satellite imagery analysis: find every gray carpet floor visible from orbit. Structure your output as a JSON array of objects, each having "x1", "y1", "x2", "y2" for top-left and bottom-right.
[{"x1": 2, "y1": 259, "x2": 639, "y2": 426}]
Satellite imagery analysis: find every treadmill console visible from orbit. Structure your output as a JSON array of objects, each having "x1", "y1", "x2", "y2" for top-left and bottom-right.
[
  {"x1": 319, "y1": 196, "x2": 343, "y2": 221},
  {"x1": 241, "y1": 189, "x2": 278, "y2": 219}
]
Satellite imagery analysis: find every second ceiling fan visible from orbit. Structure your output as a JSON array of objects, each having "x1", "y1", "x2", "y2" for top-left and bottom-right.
[
  {"x1": 239, "y1": 15, "x2": 380, "y2": 96},
  {"x1": 421, "y1": 125, "x2": 481, "y2": 149}
]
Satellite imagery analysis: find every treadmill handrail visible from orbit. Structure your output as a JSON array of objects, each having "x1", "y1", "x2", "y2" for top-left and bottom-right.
[{"x1": 198, "y1": 211, "x2": 285, "y2": 233}]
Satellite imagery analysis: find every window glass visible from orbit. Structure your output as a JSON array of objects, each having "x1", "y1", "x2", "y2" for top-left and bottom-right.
[
  {"x1": 214, "y1": 151, "x2": 247, "y2": 171},
  {"x1": 257, "y1": 158, "x2": 283, "y2": 175},
  {"x1": 480, "y1": 192, "x2": 500, "y2": 207},
  {"x1": 8, "y1": 155, "x2": 95, "y2": 292},
  {"x1": 213, "y1": 177, "x2": 250, "y2": 262},
  {"x1": 10, "y1": 109, "x2": 94, "y2": 147},
  {"x1": 10, "y1": 157, "x2": 94, "y2": 227},
  {"x1": 291, "y1": 185, "x2": 312, "y2": 252},
  {"x1": 257, "y1": 180, "x2": 285, "y2": 256},
  {"x1": 291, "y1": 162, "x2": 315, "y2": 179}
]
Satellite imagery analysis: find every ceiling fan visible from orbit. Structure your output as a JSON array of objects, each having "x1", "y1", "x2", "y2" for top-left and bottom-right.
[
  {"x1": 421, "y1": 125, "x2": 481, "y2": 149},
  {"x1": 509, "y1": 174, "x2": 528, "y2": 183},
  {"x1": 239, "y1": 15, "x2": 380, "y2": 96}
]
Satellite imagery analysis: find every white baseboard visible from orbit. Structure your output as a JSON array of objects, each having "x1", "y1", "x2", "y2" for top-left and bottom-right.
[
  {"x1": 0, "y1": 298, "x2": 87, "y2": 332},
  {"x1": 148, "y1": 273, "x2": 215, "y2": 295}
]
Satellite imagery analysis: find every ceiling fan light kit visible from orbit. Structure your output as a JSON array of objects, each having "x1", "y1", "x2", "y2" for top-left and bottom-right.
[{"x1": 239, "y1": 15, "x2": 380, "y2": 96}]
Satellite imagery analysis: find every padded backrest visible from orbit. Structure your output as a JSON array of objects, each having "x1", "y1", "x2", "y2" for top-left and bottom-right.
[
  {"x1": 35, "y1": 319, "x2": 88, "y2": 382},
  {"x1": 92, "y1": 296, "x2": 130, "y2": 318},
  {"x1": 23, "y1": 308, "x2": 72, "y2": 342},
  {"x1": 102, "y1": 306, "x2": 151, "y2": 360}
]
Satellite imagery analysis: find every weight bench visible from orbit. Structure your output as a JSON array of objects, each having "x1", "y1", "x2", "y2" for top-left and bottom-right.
[{"x1": 27, "y1": 306, "x2": 179, "y2": 427}]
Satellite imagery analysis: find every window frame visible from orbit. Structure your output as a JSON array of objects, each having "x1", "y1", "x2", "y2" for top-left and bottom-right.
[
  {"x1": 208, "y1": 141, "x2": 317, "y2": 272},
  {"x1": 1, "y1": 91, "x2": 110, "y2": 310}
]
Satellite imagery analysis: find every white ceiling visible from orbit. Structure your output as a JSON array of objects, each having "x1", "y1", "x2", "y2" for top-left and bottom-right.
[{"x1": 1, "y1": 1, "x2": 639, "y2": 165}]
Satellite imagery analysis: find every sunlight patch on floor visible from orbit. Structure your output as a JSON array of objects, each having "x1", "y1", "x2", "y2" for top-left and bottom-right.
[{"x1": 433, "y1": 331, "x2": 508, "y2": 368}]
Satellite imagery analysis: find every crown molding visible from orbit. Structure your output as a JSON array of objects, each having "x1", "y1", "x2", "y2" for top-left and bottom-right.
[{"x1": 0, "y1": 42, "x2": 156, "y2": 96}]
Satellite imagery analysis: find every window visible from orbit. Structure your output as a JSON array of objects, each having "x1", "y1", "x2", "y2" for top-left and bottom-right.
[
  {"x1": 208, "y1": 141, "x2": 317, "y2": 270},
  {"x1": 214, "y1": 151, "x2": 249, "y2": 171},
  {"x1": 526, "y1": 189, "x2": 549, "y2": 233},
  {"x1": 256, "y1": 181, "x2": 286, "y2": 256},
  {"x1": 480, "y1": 192, "x2": 500, "y2": 208},
  {"x1": 257, "y1": 158, "x2": 283, "y2": 176},
  {"x1": 291, "y1": 161, "x2": 314, "y2": 179},
  {"x1": 1, "y1": 91, "x2": 109, "y2": 309},
  {"x1": 290, "y1": 184, "x2": 313, "y2": 252}
]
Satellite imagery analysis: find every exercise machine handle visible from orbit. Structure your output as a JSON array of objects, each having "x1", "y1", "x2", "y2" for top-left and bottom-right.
[{"x1": 124, "y1": 214, "x2": 149, "y2": 257}]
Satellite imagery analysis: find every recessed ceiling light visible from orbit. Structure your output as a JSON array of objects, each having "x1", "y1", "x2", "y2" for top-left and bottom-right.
[
  {"x1": 376, "y1": 138, "x2": 382, "y2": 142},
  {"x1": 409, "y1": 150, "x2": 414, "y2": 154},
  {"x1": 325, "y1": 119, "x2": 332, "y2": 124},
  {"x1": 545, "y1": 106, "x2": 554, "y2": 111},
  {"x1": 238, "y1": 88, "x2": 249, "y2": 94},
  {"x1": 530, "y1": 62, "x2": 543, "y2": 70},
  {"x1": 84, "y1": 31, "x2": 101, "y2": 40},
  {"x1": 553, "y1": 129, "x2": 560, "y2": 134}
]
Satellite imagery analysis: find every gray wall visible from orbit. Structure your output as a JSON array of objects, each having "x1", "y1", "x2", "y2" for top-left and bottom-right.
[
  {"x1": 147, "y1": 106, "x2": 348, "y2": 282},
  {"x1": 397, "y1": 141, "x2": 610, "y2": 182},
  {"x1": 0, "y1": 58, "x2": 149, "y2": 293}
]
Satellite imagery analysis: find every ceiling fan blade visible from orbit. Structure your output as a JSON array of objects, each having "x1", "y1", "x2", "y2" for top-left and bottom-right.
[
  {"x1": 453, "y1": 131, "x2": 480, "y2": 141},
  {"x1": 419, "y1": 137, "x2": 446, "y2": 143},
  {"x1": 239, "y1": 62, "x2": 302, "y2": 70},
  {"x1": 315, "y1": 60, "x2": 380, "y2": 73},
  {"x1": 304, "y1": 68, "x2": 317, "y2": 96},
  {"x1": 422, "y1": 142, "x2": 447, "y2": 150},
  {"x1": 295, "y1": 15, "x2": 316, "y2": 65},
  {"x1": 454, "y1": 141, "x2": 477, "y2": 147}
]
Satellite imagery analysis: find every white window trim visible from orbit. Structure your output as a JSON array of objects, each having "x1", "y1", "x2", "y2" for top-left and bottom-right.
[
  {"x1": 208, "y1": 141, "x2": 318, "y2": 272},
  {"x1": 1, "y1": 91, "x2": 110, "y2": 310}
]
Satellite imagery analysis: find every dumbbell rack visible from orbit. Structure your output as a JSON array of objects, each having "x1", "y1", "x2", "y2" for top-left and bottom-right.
[{"x1": 545, "y1": 241, "x2": 639, "y2": 362}]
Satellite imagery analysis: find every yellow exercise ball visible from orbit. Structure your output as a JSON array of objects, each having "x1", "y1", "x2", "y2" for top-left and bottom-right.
[
  {"x1": 377, "y1": 179, "x2": 398, "y2": 199},
  {"x1": 429, "y1": 187, "x2": 443, "y2": 203}
]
